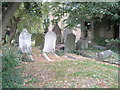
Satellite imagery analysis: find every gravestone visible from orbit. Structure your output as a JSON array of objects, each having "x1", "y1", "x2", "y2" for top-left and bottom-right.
[
  {"x1": 76, "y1": 38, "x2": 88, "y2": 50},
  {"x1": 35, "y1": 34, "x2": 44, "y2": 49},
  {"x1": 52, "y1": 24, "x2": 62, "y2": 44},
  {"x1": 63, "y1": 28, "x2": 73, "y2": 43},
  {"x1": 19, "y1": 28, "x2": 32, "y2": 54},
  {"x1": 64, "y1": 33, "x2": 76, "y2": 52},
  {"x1": 43, "y1": 31, "x2": 57, "y2": 52},
  {"x1": 97, "y1": 50, "x2": 113, "y2": 61}
]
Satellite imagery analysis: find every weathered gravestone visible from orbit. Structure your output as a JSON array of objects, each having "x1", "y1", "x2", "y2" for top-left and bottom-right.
[
  {"x1": 19, "y1": 28, "x2": 33, "y2": 61},
  {"x1": 64, "y1": 33, "x2": 76, "y2": 52},
  {"x1": 63, "y1": 28, "x2": 73, "y2": 43},
  {"x1": 19, "y1": 28, "x2": 32, "y2": 54},
  {"x1": 43, "y1": 31, "x2": 58, "y2": 61},
  {"x1": 52, "y1": 24, "x2": 62, "y2": 44},
  {"x1": 76, "y1": 38, "x2": 88, "y2": 50},
  {"x1": 97, "y1": 50, "x2": 113, "y2": 61},
  {"x1": 43, "y1": 31, "x2": 57, "y2": 52}
]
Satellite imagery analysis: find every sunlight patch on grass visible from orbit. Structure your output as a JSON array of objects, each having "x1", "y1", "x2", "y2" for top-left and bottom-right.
[{"x1": 44, "y1": 60, "x2": 118, "y2": 88}]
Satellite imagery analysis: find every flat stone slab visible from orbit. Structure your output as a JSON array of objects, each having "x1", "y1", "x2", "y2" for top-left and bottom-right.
[{"x1": 93, "y1": 45, "x2": 106, "y2": 50}]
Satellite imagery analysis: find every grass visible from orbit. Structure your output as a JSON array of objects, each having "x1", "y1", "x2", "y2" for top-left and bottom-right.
[{"x1": 22, "y1": 59, "x2": 119, "y2": 88}]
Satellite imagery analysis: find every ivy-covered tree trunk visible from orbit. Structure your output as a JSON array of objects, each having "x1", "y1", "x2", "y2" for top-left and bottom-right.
[
  {"x1": 1, "y1": 2, "x2": 20, "y2": 43},
  {"x1": 119, "y1": 24, "x2": 120, "y2": 39},
  {"x1": 8, "y1": 17, "x2": 20, "y2": 44}
]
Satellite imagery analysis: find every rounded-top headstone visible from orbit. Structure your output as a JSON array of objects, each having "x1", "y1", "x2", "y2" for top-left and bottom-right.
[
  {"x1": 64, "y1": 33, "x2": 76, "y2": 52},
  {"x1": 63, "y1": 28, "x2": 73, "y2": 43},
  {"x1": 19, "y1": 28, "x2": 32, "y2": 54},
  {"x1": 43, "y1": 31, "x2": 57, "y2": 52}
]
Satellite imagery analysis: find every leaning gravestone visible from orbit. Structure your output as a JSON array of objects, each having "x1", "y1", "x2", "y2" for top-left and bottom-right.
[
  {"x1": 97, "y1": 50, "x2": 113, "y2": 61},
  {"x1": 43, "y1": 31, "x2": 57, "y2": 61},
  {"x1": 19, "y1": 28, "x2": 32, "y2": 54},
  {"x1": 65, "y1": 33, "x2": 76, "y2": 52},
  {"x1": 43, "y1": 31, "x2": 57, "y2": 52},
  {"x1": 76, "y1": 38, "x2": 88, "y2": 50}
]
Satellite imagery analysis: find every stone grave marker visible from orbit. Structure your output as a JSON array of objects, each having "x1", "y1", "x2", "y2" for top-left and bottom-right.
[
  {"x1": 63, "y1": 28, "x2": 73, "y2": 43},
  {"x1": 19, "y1": 28, "x2": 32, "y2": 54},
  {"x1": 97, "y1": 50, "x2": 113, "y2": 61},
  {"x1": 76, "y1": 38, "x2": 88, "y2": 50},
  {"x1": 19, "y1": 28, "x2": 33, "y2": 61},
  {"x1": 64, "y1": 33, "x2": 76, "y2": 52},
  {"x1": 43, "y1": 31, "x2": 57, "y2": 52},
  {"x1": 43, "y1": 31, "x2": 59, "y2": 61}
]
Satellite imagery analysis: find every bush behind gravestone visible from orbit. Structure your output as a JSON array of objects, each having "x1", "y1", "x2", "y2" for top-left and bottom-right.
[
  {"x1": 94, "y1": 37, "x2": 107, "y2": 46},
  {"x1": 1, "y1": 46, "x2": 24, "y2": 88},
  {"x1": 105, "y1": 39, "x2": 120, "y2": 53},
  {"x1": 55, "y1": 50, "x2": 65, "y2": 56}
]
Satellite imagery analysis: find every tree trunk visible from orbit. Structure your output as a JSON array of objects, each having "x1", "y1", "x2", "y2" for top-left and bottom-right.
[
  {"x1": 1, "y1": 2, "x2": 20, "y2": 43},
  {"x1": 9, "y1": 27, "x2": 17, "y2": 44},
  {"x1": 8, "y1": 17, "x2": 20, "y2": 44}
]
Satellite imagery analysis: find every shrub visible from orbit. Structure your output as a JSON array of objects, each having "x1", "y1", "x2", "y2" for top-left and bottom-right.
[
  {"x1": 105, "y1": 39, "x2": 120, "y2": 53},
  {"x1": 1, "y1": 46, "x2": 24, "y2": 88},
  {"x1": 94, "y1": 37, "x2": 107, "y2": 46},
  {"x1": 55, "y1": 50, "x2": 65, "y2": 56},
  {"x1": 68, "y1": 50, "x2": 80, "y2": 55}
]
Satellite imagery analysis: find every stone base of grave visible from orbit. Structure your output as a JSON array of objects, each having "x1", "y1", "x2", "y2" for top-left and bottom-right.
[
  {"x1": 42, "y1": 52, "x2": 60, "y2": 61},
  {"x1": 93, "y1": 45, "x2": 106, "y2": 50}
]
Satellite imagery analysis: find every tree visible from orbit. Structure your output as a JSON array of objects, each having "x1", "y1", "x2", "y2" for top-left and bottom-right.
[
  {"x1": 2, "y1": 2, "x2": 50, "y2": 44},
  {"x1": 50, "y1": 2, "x2": 120, "y2": 29},
  {"x1": 1, "y1": 2, "x2": 20, "y2": 42}
]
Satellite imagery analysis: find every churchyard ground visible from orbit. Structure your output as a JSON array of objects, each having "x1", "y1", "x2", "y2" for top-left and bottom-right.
[{"x1": 21, "y1": 47, "x2": 119, "y2": 88}]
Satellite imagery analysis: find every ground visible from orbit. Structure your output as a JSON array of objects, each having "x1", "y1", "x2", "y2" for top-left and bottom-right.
[{"x1": 21, "y1": 47, "x2": 118, "y2": 88}]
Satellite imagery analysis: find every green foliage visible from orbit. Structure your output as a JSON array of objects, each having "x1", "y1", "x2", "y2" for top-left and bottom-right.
[
  {"x1": 105, "y1": 38, "x2": 120, "y2": 53},
  {"x1": 50, "y1": 2, "x2": 120, "y2": 28},
  {"x1": 3, "y1": 2, "x2": 47, "y2": 34},
  {"x1": 25, "y1": 78, "x2": 38, "y2": 84},
  {"x1": 94, "y1": 37, "x2": 107, "y2": 46},
  {"x1": 68, "y1": 50, "x2": 80, "y2": 55},
  {"x1": 1, "y1": 46, "x2": 24, "y2": 88},
  {"x1": 2, "y1": 47, "x2": 20, "y2": 71},
  {"x1": 105, "y1": 38, "x2": 120, "y2": 43},
  {"x1": 55, "y1": 50, "x2": 65, "y2": 56},
  {"x1": 24, "y1": 2, "x2": 42, "y2": 17}
]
